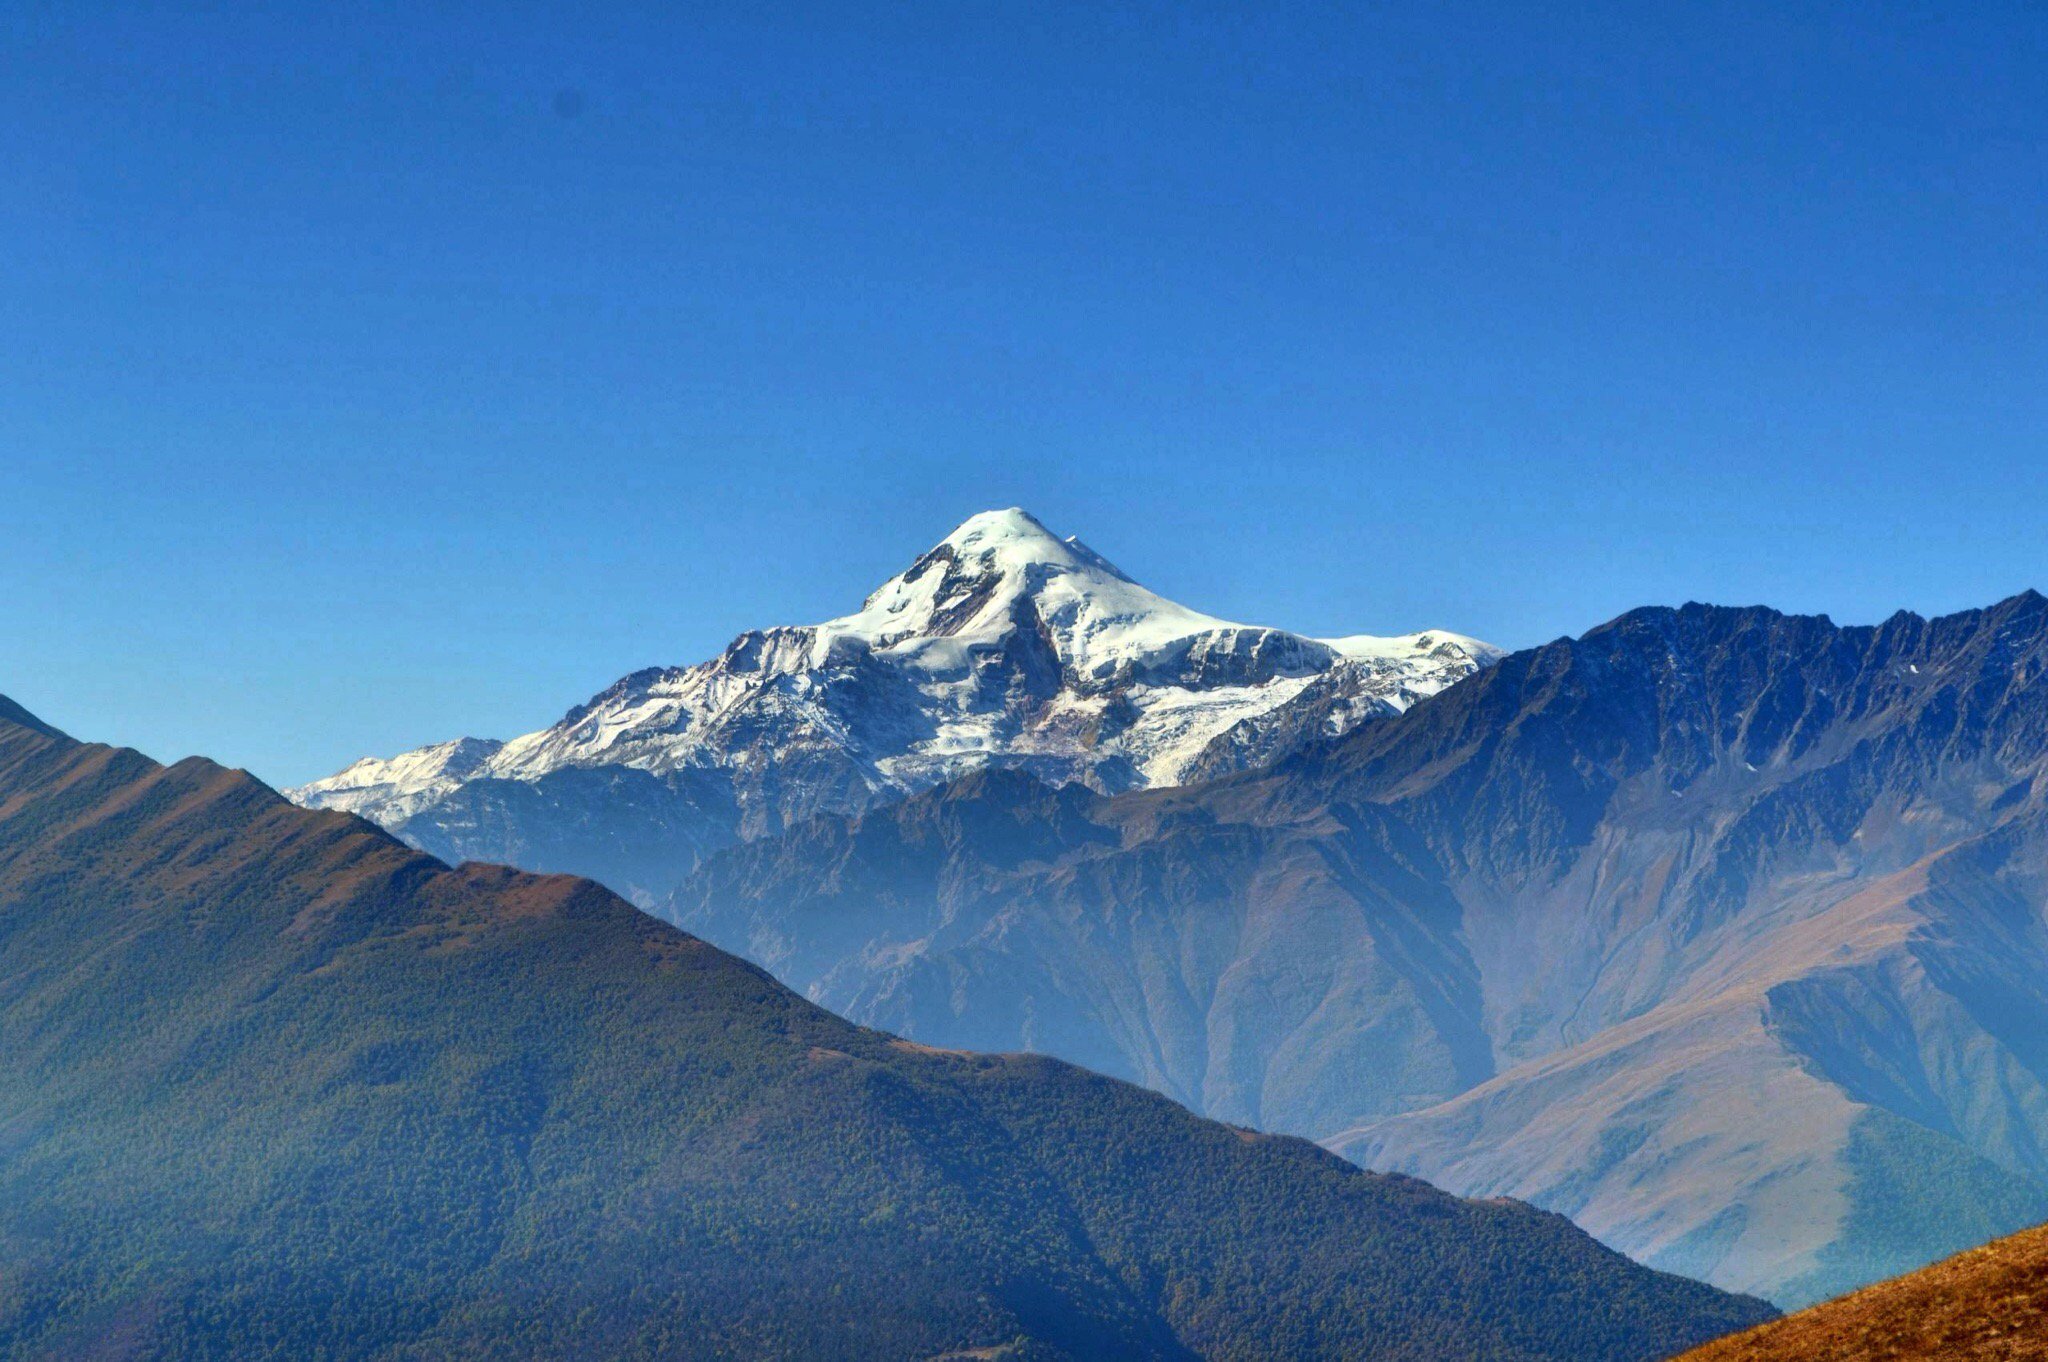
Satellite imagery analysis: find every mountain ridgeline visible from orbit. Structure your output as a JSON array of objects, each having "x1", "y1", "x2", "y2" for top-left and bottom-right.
[
  {"x1": 291, "y1": 509, "x2": 1495, "y2": 905},
  {"x1": 0, "y1": 698, "x2": 1769, "y2": 1359},
  {"x1": 673, "y1": 591, "x2": 2048, "y2": 1305}
]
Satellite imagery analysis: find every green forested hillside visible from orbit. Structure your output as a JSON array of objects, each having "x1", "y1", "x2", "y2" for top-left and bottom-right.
[{"x1": 0, "y1": 698, "x2": 1769, "y2": 1360}]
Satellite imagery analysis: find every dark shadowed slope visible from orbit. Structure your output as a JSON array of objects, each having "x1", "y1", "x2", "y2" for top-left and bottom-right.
[
  {"x1": 675, "y1": 593, "x2": 2048, "y2": 1304},
  {"x1": 0, "y1": 697, "x2": 1768, "y2": 1361},
  {"x1": 1677, "y1": 1220, "x2": 2048, "y2": 1361}
]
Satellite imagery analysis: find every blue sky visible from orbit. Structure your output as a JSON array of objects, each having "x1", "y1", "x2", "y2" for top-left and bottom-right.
[{"x1": 5, "y1": 1, "x2": 2047, "y2": 786}]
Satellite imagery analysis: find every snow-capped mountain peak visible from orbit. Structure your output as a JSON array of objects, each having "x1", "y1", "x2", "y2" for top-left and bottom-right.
[
  {"x1": 820, "y1": 507, "x2": 1251, "y2": 683},
  {"x1": 292, "y1": 510, "x2": 1498, "y2": 900}
]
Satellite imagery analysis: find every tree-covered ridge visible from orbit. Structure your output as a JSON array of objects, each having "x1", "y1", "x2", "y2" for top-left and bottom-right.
[{"x1": 0, "y1": 698, "x2": 1768, "y2": 1360}]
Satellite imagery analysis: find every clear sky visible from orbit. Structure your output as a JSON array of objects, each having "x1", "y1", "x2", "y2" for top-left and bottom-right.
[{"x1": 5, "y1": 2, "x2": 2047, "y2": 787}]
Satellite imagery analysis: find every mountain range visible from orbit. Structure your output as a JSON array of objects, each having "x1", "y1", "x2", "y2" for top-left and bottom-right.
[
  {"x1": 294, "y1": 509, "x2": 2048, "y2": 1309},
  {"x1": 291, "y1": 509, "x2": 1496, "y2": 905},
  {"x1": 0, "y1": 693, "x2": 1771, "y2": 1359},
  {"x1": 670, "y1": 589, "x2": 2048, "y2": 1306}
]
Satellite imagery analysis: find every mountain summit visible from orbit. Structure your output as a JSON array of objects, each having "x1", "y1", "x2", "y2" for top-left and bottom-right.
[{"x1": 292, "y1": 510, "x2": 1496, "y2": 902}]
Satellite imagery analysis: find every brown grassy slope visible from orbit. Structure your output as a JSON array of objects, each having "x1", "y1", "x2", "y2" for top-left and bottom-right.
[{"x1": 1676, "y1": 1221, "x2": 2048, "y2": 1360}]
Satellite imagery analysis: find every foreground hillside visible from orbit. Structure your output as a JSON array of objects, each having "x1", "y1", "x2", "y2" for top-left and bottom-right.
[
  {"x1": 676, "y1": 592, "x2": 2048, "y2": 1303},
  {"x1": 0, "y1": 695, "x2": 1767, "y2": 1360},
  {"x1": 1678, "y1": 1220, "x2": 2048, "y2": 1360}
]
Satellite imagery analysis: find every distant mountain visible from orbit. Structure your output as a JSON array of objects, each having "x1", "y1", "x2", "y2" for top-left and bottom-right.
[
  {"x1": 0, "y1": 696, "x2": 1768, "y2": 1360},
  {"x1": 291, "y1": 508, "x2": 1495, "y2": 904},
  {"x1": 1676, "y1": 1219, "x2": 2048, "y2": 1360},
  {"x1": 674, "y1": 592, "x2": 2048, "y2": 1305}
]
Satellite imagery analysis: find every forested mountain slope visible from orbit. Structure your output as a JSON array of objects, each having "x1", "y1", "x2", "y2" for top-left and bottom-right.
[{"x1": 0, "y1": 695, "x2": 1766, "y2": 1360}]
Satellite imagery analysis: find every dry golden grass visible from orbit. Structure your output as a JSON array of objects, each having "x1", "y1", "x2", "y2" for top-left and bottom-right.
[{"x1": 1678, "y1": 1222, "x2": 2048, "y2": 1360}]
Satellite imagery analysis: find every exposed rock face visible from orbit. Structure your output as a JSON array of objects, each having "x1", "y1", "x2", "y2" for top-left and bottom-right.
[
  {"x1": 673, "y1": 592, "x2": 2048, "y2": 1305},
  {"x1": 292, "y1": 509, "x2": 1494, "y2": 904}
]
